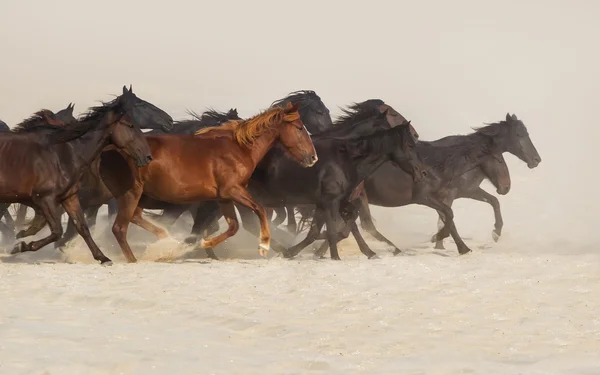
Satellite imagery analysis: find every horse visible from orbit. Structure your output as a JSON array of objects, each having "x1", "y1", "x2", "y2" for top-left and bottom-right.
[
  {"x1": 311, "y1": 113, "x2": 541, "y2": 257},
  {"x1": 244, "y1": 120, "x2": 425, "y2": 260},
  {"x1": 187, "y1": 109, "x2": 425, "y2": 260},
  {"x1": 98, "y1": 102, "x2": 317, "y2": 263},
  {"x1": 5, "y1": 103, "x2": 80, "y2": 236},
  {"x1": 133, "y1": 90, "x2": 334, "y2": 238},
  {"x1": 425, "y1": 136, "x2": 511, "y2": 249},
  {"x1": 10, "y1": 100, "x2": 174, "y2": 244},
  {"x1": 47, "y1": 108, "x2": 241, "y2": 249},
  {"x1": 270, "y1": 99, "x2": 418, "y2": 234},
  {"x1": 1, "y1": 86, "x2": 172, "y2": 264}
]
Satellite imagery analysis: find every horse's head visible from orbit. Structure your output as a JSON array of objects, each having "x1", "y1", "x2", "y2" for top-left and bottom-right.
[
  {"x1": 272, "y1": 90, "x2": 333, "y2": 134},
  {"x1": 388, "y1": 121, "x2": 427, "y2": 183},
  {"x1": 54, "y1": 103, "x2": 77, "y2": 125},
  {"x1": 106, "y1": 85, "x2": 171, "y2": 167},
  {"x1": 121, "y1": 85, "x2": 173, "y2": 133},
  {"x1": 482, "y1": 153, "x2": 511, "y2": 195},
  {"x1": 377, "y1": 103, "x2": 418, "y2": 141},
  {"x1": 277, "y1": 102, "x2": 318, "y2": 167},
  {"x1": 479, "y1": 114, "x2": 541, "y2": 169}
]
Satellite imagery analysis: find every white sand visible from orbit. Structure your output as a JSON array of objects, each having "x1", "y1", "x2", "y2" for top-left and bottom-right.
[{"x1": 1, "y1": 198, "x2": 599, "y2": 375}]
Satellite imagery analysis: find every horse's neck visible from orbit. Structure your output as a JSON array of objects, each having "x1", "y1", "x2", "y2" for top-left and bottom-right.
[
  {"x1": 65, "y1": 123, "x2": 110, "y2": 176},
  {"x1": 319, "y1": 118, "x2": 377, "y2": 139},
  {"x1": 352, "y1": 153, "x2": 390, "y2": 186},
  {"x1": 432, "y1": 133, "x2": 491, "y2": 180},
  {"x1": 247, "y1": 130, "x2": 279, "y2": 167}
]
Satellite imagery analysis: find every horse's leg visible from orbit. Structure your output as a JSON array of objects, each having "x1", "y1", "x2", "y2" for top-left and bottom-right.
[
  {"x1": 15, "y1": 204, "x2": 28, "y2": 229},
  {"x1": 463, "y1": 187, "x2": 503, "y2": 242},
  {"x1": 420, "y1": 197, "x2": 471, "y2": 255},
  {"x1": 15, "y1": 209, "x2": 48, "y2": 239},
  {"x1": 1, "y1": 203, "x2": 15, "y2": 230},
  {"x1": 106, "y1": 198, "x2": 118, "y2": 221},
  {"x1": 61, "y1": 194, "x2": 112, "y2": 264},
  {"x1": 235, "y1": 204, "x2": 288, "y2": 254},
  {"x1": 285, "y1": 205, "x2": 297, "y2": 233},
  {"x1": 55, "y1": 217, "x2": 78, "y2": 249},
  {"x1": 199, "y1": 201, "x2": 239, "y2": 259},
  {"x1": 323, "y1": 199, "x2": 342, "y2": 260},
  {"x1": 433, "y1": 212, "x2": 447, "y2": 249},
  {"x1": 349, "y1": 220, "x2": 378, "y2": 259},
  {"x1": 11, "y1": 197, "x2": 63, "y2": 254},
  {"x1": 357, "y1": 195, "x2": 402, "y2": 254},
  {"x1": 130, "y1": 207, "x2": 169, "y2": 239},
  {"x1": 216, "y1": 186, "x2": 271, "y2": 257},
  {"x1": 112, "y1": 188, "x2": 143, "y2": 263},
  {"x1": 185, "y1": 201, "x2": 222, "y2": 243},
  {"x1": 156, "y1": 204, "x2": 189, "y2": 229},
  {"x1": 0, "y1": 204, "x2": 14, "y2": 243},
  {"x1": 270, "y1": 207, "x2": 286, "y2": 228},
  {"x1": 84, "y1": 205, "x2": 101, "y2": 229},
  {"x1": 283, "y1": 210, "x2": 325, "y2": 259}
]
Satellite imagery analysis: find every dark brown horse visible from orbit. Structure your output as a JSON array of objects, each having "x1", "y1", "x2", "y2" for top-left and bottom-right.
[
  {"x1": 99, "y1": 102, "x2": 318, "y2": 263},
  {"x1": 2, "y1": 103, "x2": 78, "y2": 237},
  {"x1": 0, "y1": 86, "x2": 172, "y2": 264}
]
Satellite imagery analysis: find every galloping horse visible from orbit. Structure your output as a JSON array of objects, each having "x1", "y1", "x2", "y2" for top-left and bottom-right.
[
  {"x1": 99, "y1": 102, "x2": 318, "y2": 263},
  {"x1": 0, "y1": 86, "x2": 172, "y2": 264}
]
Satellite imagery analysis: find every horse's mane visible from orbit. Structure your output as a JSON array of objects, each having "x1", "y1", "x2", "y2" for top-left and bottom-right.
[
  {"x1": 14, "y1": 97, "x2": 125, "y2": 144},
  {"x1": 183, "y1": 108, "x2": 238, "y2": 125},
  {"x1": 194, "y1": 106, "x2": 299, "y2": 146},
  {"x1": 340, "y1": 124, "x2": 413, "y2": 159},
  {"x1": 270, "y1": 90, "x2": 320, "y2": 109},
  {"x1": 333, "y1": 99, "x2": 385, "y2": 128},
  {"x1": 12, "y1": 110, "x2": 62, "y2": 133}
]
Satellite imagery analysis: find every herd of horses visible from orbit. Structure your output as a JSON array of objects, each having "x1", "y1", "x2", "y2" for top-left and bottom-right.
[{"x1": 0, "y1": 86, "x2": 542, "y2": 265}]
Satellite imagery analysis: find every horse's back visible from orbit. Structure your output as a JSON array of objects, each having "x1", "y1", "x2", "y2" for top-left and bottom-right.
[{"x1": 0, "y1": 135, "x2": 55, "y2": 199}]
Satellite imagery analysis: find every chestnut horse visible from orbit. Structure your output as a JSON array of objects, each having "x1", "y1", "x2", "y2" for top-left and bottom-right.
[{"x1": 99, "y1": 102, "x2": 318, "y2": 263}]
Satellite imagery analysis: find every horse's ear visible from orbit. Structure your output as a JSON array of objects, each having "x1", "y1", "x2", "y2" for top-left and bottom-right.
[
  {"x1": 287, "y1": 102, "x2": 300, "y2": 112},
  {"x1": 42, "y1": 110, "x2": 64, "y2": 126},
  {"x1": 129, "y1": 84, "x2": 133, "y2": 93},
  {"x1": 510, "y1": 113, "x2": 518, "y2": 121},
  {"x1": 123, "y1": 85, "x2": 128, "y2": 95},
  {"x1": 505, "y1": 113, "x2": 511, "y2": 121}
]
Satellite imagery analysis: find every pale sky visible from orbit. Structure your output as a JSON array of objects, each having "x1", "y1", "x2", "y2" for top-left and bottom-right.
[{"x1": 1, "y1": 0, "x2": 598, "y2": 245}]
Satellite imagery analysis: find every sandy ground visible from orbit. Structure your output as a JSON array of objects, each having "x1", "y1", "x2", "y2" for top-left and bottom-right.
[{"x1": 1, "y1": 197, "x2": 599, "y2": 375}]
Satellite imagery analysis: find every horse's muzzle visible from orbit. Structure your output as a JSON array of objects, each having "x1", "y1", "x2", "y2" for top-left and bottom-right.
[{"x1": 304, "y1": 154, "x2": 319, "y2": 167}]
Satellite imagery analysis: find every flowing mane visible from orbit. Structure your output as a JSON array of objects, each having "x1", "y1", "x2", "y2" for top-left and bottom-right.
[
  {"x1": 12, "y1": 110, "x2": 63, "y2": 133},
  {"x1": 334, "y1": 99, "x2": 385, "y2": 127},
  {"x1": 340, "y1": 123, "x2": 414, "y2": 158},
  {"x1": 194, "y1": 106, "x2": 300, "y2": 146},
  {"x1": 270, "y1": 90, "x2": 320, "y2": 109}
]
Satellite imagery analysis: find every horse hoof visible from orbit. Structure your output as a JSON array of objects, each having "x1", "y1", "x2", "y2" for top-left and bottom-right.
[
  {"x1": 492, "y1": 230, "x2": 501, "y2": 242},
  {"x1": 100, "y1": 260, "x2": 113, "y2": 267},
  {"x1": 430, "y1": 234, "x2": 439, "y2": 243},
  {"x1": 368, "y1": 254, "x2": 380, "y2": 260},
  {"x1": 392, "y1": 249, "x2": 402, "y2": 256},
  {"x1": 15, "y1": 231, "x2": 26, "y2": 240},
  {"x1": 184, "y1": 236, "x2": 198, "y2": 245},
  {"x1": 458, "y1": 248, "x2": 472, "y2": 255},
  {"x1": 10, "y1": 242, "x2": 26, "y2": 254},
  {"x1": 434, "y1": 243, "x2": 445, "y2": 250}
]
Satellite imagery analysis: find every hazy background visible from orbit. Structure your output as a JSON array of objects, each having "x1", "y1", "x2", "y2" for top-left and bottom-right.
[{"x1": 0, "y1": 0, "x2": 597, "y2": 253}]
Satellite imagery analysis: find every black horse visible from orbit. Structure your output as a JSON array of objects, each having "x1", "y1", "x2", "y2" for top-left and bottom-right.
[
  {"x1": 0, "y1": 103, "x2": 79, "y2": 240},
  {"x1": 310, "y1": 113, "x2": 541, "y2": 257}
]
